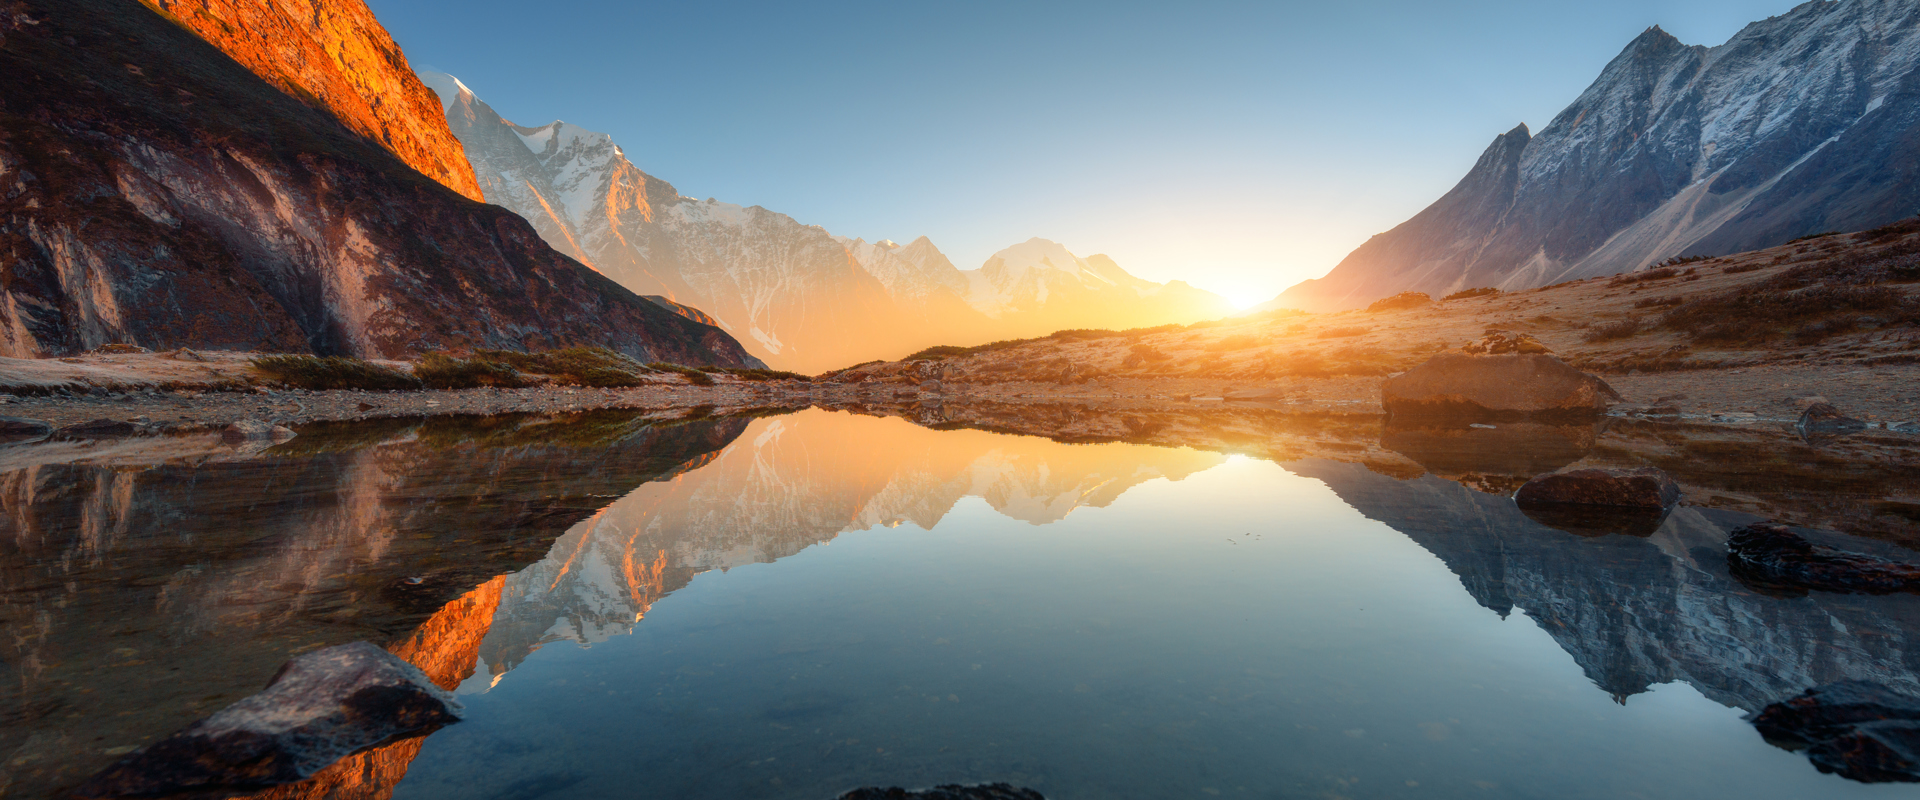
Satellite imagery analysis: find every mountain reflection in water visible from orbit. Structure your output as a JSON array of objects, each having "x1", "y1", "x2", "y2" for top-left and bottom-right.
[{"x1": 2, "y1": 406, "x2": 1917, "y2": 798}]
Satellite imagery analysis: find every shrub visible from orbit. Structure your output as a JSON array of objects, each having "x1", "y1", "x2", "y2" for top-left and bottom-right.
[
  {"x1": 472, "y1": 347, "x2": 651, "y2": 387},
  {"x1": 1367, "y1": 292, "x2": 1432, "y2": 312},
  {"x1": 1049, "y1": 329, "x2": 1126, "y2": 341},
  {"x1": 1631, "y1": 296, "x2": 1684, "y2": 309},
  {"x1": 1317, "y1": 326, "x2": 1369, "y2": 339},
  {"x1": 1723, "y1": 262, "x2": 1765, "y2": 275},
  {"x1": 1661, "y1": 284, "x2": 1919, "y2": 345},
  {"x1": 1205, "y1": 334, "x2": 1262, "y2": 352},
  {"x1": 1443, "y1": 287, "x2": 1500, "y2": 301},
  {"x1": 1609, "y1": 267, "x2": 1679, "y2": 287},
  {"x1": 414, "y1": 353, "x2": 536, "y2": 389},
  {"x1": 1583, "y1": 318, "x2": 1643, "y2": 342},
  {"x1": 253, "y1": 354, "x2": 423, "y2": 391},
  {"x1": 717, "y1": 368, "x2": 811, "y2": 382},
  {"x1": 647, "y1": 362, "x2": 716, "y2": 386},
  {"x1": 1789, "y1": 231, "x2": 1842, "y2": 243}
]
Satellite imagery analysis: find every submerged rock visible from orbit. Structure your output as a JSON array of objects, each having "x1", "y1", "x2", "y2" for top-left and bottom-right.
[
  {"x1": 838, "y1": 785, "x2": 1046, "y2": 800},
  {"x1": 1727, "y1": 522, "x2": 1920, "y2": 594},
  {"x1": 0, "y1": 416, "x2": 52, "y2": 441},
  {"x1": 72, "y1": 641, "x2": 462, "y2": 798},
  {"x1": 1749, "y1": 681, "x2": 1920, "y2": 783},
  {"x1": 1382, "y1": 353, "x2": 1620, "y2": 419},
  {"x1": 1515, "y1": 467, "x2": 1681, "y2": 509},
  {"x1": 1799, "y1": 402, "x2": 1868, "y2": 435},
  {"x1": 54, "y1": 418, "x2": 141, "y2": 439},
  {"x1": 224, "y1": 418, "x2": 297, "y2": 443}
]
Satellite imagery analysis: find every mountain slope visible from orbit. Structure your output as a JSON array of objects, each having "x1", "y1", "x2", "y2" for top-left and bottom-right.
[
  {"x1": 422, "y1": 73, "x2": 1233, "y2": 371},
  {"x1": 0, "y1": 0, "x2": 759, "y2": 366},
  {"x1": 136, "y1": 0, "x2": 483, "y2": 201},
  {"x1": 421, "y1": 72, "x2": 956, "y2": 373},
  {"x1": 1278, "y1": 0, "x2": 1920, "y2": 312}
]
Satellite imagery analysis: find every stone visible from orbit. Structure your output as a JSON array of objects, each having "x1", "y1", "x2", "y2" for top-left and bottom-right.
[
  {"x1": 1726, "y1": 522, "x2": 1920, "y2": 595},
  {"x1": 1800, "y1": 402, "x2": 1868, "y2": 435},
  {"x1": 1647, "y1": 394, "x2": 1686, "y2": 417},
  {"x1": 0, "y1": 416, "x2": 52, "y2": 442},
  {"x1": 71, "y1": 642, "x2": 462, "y2": 798},
  {"x1": 919, "y1": 380, "x2": 945, "y2": 394},
  {"x1": 838, "y1": 785, "x2": 1047, "y2": 800},
  {"x1": 54, "y1": 419, "x2": 141, "y2": 439},
  {"x1": 1748, "y1": 681, "x2": 1920, "y2": 783},
  {"x1": 223, "y1": 418, "x2": 295, "y2": 443},
  {"x1": 1793, "y1": 395, "x2": 1833, "y2": 410},
  {"x1": 1515, "y1": 467, "x2": 1681, "y2": 509},
  {"x1": 1381, "y1": 353, "x2": 1619, "y2": 419}
]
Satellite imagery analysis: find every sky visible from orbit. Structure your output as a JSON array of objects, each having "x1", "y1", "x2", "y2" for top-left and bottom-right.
[{"x1": 372, "y1": 0, "x2": 1803, "y2": 307}]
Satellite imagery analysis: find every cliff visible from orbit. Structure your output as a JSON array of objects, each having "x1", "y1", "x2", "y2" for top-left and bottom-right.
[
  {"x1": 136, "y1": 0, "x2": 483, "y2": 201},
  {"x1": 0, "y1": 0, "x2": 760, "y2": 366}
]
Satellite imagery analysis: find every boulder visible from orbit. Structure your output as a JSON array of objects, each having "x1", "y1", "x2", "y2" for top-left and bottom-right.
[
  {"x1": 1726, "y1": 522, "x2": 1920, "y2": 594},
  {"x1": 1799, "y1": 402, "x2": 1868, "y2": 435},
  {"x1": 839, "y1": 785, "x2": 1046, "y2": 800},
  {"x1": 54, "y1": 418, "x2": 141, "y2": 439},
  {"x1": 1748, "y1": 681, "x2": 1920, "y2": 783},
  {"x1": 1381, "y1": 353, "x2": 1619, "y2": 419},
  {"x1": 72, "y1": 641, "x2": 462, "y2": 798},
  {"x1": 1515, "y1": 467, "x2": 1681, "y2": 509},
  {"x1": 224, "y1": 418, "x2": 296, "y2": 443},
  {"x1": 0, "y1": 416, "x2": 52, "y2": 442}
]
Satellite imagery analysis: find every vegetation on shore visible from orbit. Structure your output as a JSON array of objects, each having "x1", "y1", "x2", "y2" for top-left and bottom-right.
[{"x1": 250, "y1": 347, "x2": 810, "y2": 392}]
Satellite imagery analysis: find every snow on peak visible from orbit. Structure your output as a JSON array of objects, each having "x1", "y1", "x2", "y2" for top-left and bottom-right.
[{"x1": 414, "y1": 70, "x2": 472, "y2": 112}]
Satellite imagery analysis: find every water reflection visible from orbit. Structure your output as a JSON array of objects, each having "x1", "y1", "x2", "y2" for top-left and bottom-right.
[
  {"x1": 5, "y1": 404, "x2": 1919, "y2": 798},
  {"x1": 470, "y1": 410, "x2": 1226, "y2": 689},
  {"x1": 0, "y1": 411, "x2": 747, "y2": 798}
]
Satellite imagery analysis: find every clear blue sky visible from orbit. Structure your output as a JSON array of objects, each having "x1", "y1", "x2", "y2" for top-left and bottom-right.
[{"x1": 373, "y1": 0, "x2": 1802, "y2": 306}]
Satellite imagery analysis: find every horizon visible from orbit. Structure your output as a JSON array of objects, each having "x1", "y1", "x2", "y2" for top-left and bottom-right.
[{"x1": 374, "y1": 0, "x2": 1802, "y2": 307}]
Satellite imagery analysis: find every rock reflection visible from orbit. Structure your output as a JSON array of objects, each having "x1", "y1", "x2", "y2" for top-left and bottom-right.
[{"x1": 0, "y1": 411, "x2": 746, "y2": 799}]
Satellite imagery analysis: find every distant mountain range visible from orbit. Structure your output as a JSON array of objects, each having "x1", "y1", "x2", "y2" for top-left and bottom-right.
[
  {"x1": 0, "y1": 0, "x2": 760, "y2": 367},
  {"x1": 1274, "y1": 0, "x2": 1920, "y2": 312},
  {"x1": 420, "y1": 72, "x2": 1232, "y2": 372}
]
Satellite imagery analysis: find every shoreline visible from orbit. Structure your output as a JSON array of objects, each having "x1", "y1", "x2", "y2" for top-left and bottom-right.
[{"x1": 12, "y1": 359, "x2": 1918, "y2": 436}]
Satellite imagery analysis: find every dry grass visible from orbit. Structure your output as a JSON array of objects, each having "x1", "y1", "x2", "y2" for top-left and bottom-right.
[
  {"x1": 253, "y1": 355, "x2": 422, "y2": 391},
  {"x1": 1367, "y1": 292, "x2": 1432, "y2": 312}
]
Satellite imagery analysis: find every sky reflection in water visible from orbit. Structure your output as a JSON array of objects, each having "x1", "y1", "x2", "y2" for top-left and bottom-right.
[{"x1": 379, "y1": 409, "x2": 1897, "y2": 800}]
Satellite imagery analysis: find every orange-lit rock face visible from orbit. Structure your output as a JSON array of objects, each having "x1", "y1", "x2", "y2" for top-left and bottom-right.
[{"x1": 138, "y1": 0, "x2": 483, "y2": 202}]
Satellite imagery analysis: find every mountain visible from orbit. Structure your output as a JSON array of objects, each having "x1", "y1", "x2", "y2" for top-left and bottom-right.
[
  {"x1": 420, "y1": 72, "x2": 1232, "y2": 371},
  {"x1": 135, "y1": 0, "x2": 483, "y2": 202},
  {"x1": 0, "y1": 0, "x2": 759, "y2": 366},
  {"x1": 1276, "y1": 0, "x2": 1920, "y2": 312},
  {"x1": 964, "y1": 238, "x2": 1233, "y2": 337}
]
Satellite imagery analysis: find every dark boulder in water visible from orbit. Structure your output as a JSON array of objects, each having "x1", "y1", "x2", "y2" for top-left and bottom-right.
[
  {"x1": 71, "y1": 641, "x2": 462, "y2": 798},
  {"x1": 1799, "y1": 402, "x2": 1869, "y2": 435},
  {"x1": 1749, "y1": 681, "x2": 1920, "y2": 783},
  {"x1": 838, "y1": 785, "x2": 1046, "y2": 800},
  {"x1": 0, "y1": 416, "x2": 52, "y2": 441},
  {"x1": 53, "y1": 418, "x2": 141, "y2": 439},
  {"x1": 1515, "y1": 467, "x2": 1681, "y2": 509},
  {"x1": 1727, "y1": 522, "x2": 1920, "y2": 595}
]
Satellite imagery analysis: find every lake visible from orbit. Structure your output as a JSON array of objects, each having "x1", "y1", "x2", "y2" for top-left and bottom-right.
[{"x1": 4, "y1": 407, "x2": 1918, "y2": 799}]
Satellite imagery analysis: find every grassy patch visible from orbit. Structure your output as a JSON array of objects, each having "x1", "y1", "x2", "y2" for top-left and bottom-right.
[
  {"x1": 647, "y1": 363, "x2": 717, "y2": 386},
  {"x1": 1367, "y1": 292, "x2": 1432, "y2": 312},
  {"x1": 472, "y1": 347, "x2": 653, "y2": 387},
  {"x1": 253, "y1": 354, "x2": 422, "y2": 391},
  {"x1": 1317, "y1": 326, "x2": 1369, "y2": 339},
  {"x1": 415, "y1": 353, "x2": 536, "y2": 389},
  {"x1": 1583, "y1": 317, "x2": 1643, "y2": 342},
  {"x1": 1443, "y1": 287, "x2": 1500, "y2": 301},
  {"x1": 716, "y1": 368, "x2": 812, "y2": 382}
]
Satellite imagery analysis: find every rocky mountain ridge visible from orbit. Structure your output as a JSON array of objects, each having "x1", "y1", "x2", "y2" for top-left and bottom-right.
[
  {"x1": 1277, "y1": 0, "x2": 1920, "y2": 311},
  {"x1": 421, "y1": 72, "x2": 1232, "y2": 372},
  {"x1": 135, "y1": 0, "x2": 483, "y2": 201},
  {"x1": 0, "y1": 0, "x2": 759, "y2": 366}
]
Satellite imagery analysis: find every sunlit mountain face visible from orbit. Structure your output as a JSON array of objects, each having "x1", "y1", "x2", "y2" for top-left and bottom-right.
[{"x1": 9, "y1": 407, "x2": 1914, "y2": 798}]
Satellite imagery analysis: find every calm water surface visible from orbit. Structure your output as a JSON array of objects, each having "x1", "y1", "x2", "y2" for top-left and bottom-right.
[{"x1": 4, "y1": 408, "x2": 1917, "y2": 799}]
